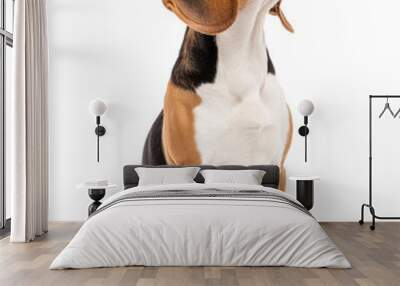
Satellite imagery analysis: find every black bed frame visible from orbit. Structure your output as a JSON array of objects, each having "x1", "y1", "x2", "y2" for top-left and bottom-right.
[{"x1": 123, "y1": 165, "x2": 280, "y2": 190}]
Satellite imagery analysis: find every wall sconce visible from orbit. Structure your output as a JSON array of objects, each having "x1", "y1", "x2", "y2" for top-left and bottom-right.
[
  {"x1": 297, "y1": 99, "x2": 315, "y2": 163},
  {"x1": 89, "y1": 99, "x2": 107, "y2": 162}
]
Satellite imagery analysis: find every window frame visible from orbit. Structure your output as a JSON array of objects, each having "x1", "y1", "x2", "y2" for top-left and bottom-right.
[{"x1": 0, "y1": 0, "x2": 14, "y2": 233}]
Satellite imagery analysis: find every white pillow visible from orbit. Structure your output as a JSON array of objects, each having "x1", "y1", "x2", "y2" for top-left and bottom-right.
[
  {"x1": 200, "y1": 169, "x2": 266, "y2": 185},
  {"x1": 135, "y1": 167, "x2": 200, "y2": 186}
]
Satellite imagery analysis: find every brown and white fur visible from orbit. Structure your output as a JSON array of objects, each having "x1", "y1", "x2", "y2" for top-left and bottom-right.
[{"x1": 143, "y1": 0, "x2": 293, "y2": 190}]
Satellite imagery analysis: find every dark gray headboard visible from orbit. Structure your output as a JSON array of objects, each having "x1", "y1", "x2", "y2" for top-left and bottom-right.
[{"x1": 123, "y1": 165, "x2": 280, "y2": 190}]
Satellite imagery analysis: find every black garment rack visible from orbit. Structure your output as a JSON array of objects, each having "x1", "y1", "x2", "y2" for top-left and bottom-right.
[{"x1": 359, "y1": 95, "x2": 400, "y2": 230}]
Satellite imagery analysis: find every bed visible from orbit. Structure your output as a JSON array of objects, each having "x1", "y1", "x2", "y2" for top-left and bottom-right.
[{"x1": 50, "y1": 165, "x2": 350, "y2": 269}]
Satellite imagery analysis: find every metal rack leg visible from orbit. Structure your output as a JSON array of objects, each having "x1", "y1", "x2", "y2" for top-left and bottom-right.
[
  {"x1": 359, "y1": 204, "x2": 366, "y2": 225},
  {"x1": 359, "y1": 204, "x2": 376, "y2": 231},
  {"x1": 369, "y1": 206, "x2": 376, "y2": 231}
]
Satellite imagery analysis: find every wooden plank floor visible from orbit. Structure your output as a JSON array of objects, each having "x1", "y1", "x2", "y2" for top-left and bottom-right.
[{"x1": 0, "y1": 222, "x2": 399, "y2": 286}]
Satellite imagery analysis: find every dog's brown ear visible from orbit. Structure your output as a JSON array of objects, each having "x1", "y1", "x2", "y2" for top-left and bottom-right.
[
  {"x1": 162, "y1": 0, "x2": 239, "y2": 35},
  {"x1": 270, "y1": 0, "x2": 294, "y2": 33}
]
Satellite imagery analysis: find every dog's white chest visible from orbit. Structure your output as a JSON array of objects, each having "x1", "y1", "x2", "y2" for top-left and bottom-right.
[
  {"x1": 194, "y1": 73, "x2": 289, "y2": 165},
  {"x1": 191, "y1": 3, "x2": 290, "y2": 166}
]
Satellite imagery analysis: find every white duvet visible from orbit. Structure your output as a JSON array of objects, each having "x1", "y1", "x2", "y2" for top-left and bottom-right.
[{"x1": 50, "y1": 183, "x2": 350, "y2": 269}]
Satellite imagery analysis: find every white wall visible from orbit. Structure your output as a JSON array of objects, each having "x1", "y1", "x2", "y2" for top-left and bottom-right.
[{"x1": 48, "y1": 0, "x2": 400, "y2": 221}]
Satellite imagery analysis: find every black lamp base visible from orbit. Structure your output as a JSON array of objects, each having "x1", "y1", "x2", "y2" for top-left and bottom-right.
[
  {"x1": 298, "y1": 126, "x2": 309, "y2": 137},
  {"x1": 95, "y1": 126, "x2": 106, "y2": 136}
]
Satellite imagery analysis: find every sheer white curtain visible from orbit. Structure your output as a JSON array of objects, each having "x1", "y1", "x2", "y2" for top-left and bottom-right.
[{"x1": 9, "y1": 0, "x2": 49, "y2": 242}]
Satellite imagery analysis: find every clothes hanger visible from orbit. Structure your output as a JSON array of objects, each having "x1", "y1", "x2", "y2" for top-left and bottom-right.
[
  {"x1": 394, "y1": 104, "x2": 400, "y2": 118},
  {"x1": 379, "y1": 97, "x2": 395, "y2": 118}
]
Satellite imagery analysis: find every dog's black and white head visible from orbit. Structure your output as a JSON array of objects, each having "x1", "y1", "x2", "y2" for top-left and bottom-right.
[{"x1": 162, "y1": 0, "x2": 294, "y2": 35}]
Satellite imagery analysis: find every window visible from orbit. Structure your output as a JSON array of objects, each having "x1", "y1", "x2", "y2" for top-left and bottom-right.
[{"x1": 0, "y1": 0, "x2": 14, "y2": 234}]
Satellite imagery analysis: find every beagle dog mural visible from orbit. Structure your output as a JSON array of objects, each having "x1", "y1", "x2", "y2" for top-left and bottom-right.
[{"x1": 143, "y1": 0, "x2": 294, "y2": 190}]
